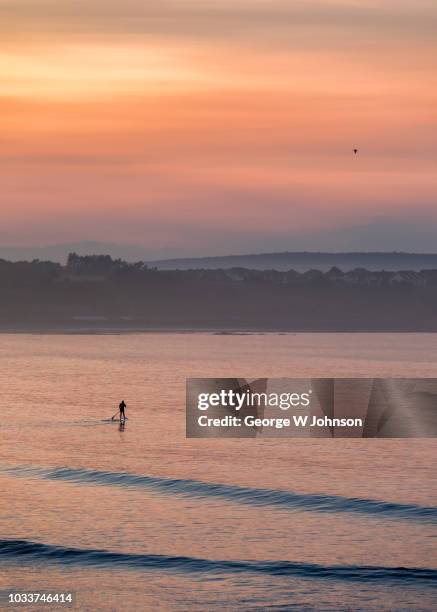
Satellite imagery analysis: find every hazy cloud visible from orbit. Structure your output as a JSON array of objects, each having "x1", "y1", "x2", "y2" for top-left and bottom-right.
[
  {"x1": 0, "y1": 0, "x2": 435, "y2": 252},
  {"x1": 1, "y1": 0, "x2": 436, "y2": 45}
]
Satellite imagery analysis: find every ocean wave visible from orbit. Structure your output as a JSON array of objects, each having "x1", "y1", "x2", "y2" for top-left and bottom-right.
[
  {"x1": 2, "y1": 464, "x2": 437, "y2": 524},
  {"x1": 0, "y1": 539, "x2": 436, "y2": 586}
]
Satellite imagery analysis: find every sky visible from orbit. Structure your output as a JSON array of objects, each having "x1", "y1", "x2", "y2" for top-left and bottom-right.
[{"x1": 1, "y1": 0, "x2": 436, "y2": 257}]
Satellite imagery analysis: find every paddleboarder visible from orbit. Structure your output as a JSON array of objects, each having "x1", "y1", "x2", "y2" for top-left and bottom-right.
[{"x1": 119, "y1": 400, "x2": 127, "y2": 423}]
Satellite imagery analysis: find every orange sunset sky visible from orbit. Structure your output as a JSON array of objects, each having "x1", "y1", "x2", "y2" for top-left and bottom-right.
[{"x1": 1, "y1": 0, "x2": 436, "y2": 257}]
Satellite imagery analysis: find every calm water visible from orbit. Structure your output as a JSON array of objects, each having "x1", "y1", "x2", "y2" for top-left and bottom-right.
[{"x1": 0, "y1": 333, "x2": 436, "y2": 611}]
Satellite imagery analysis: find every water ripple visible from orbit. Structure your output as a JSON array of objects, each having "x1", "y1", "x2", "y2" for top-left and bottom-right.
[
  {"x1": 0, "y1": 539, "x2": 436, "y2": 586},
  {"x1": 2, "y1": 464, "x2": 437, "y2": 524}
]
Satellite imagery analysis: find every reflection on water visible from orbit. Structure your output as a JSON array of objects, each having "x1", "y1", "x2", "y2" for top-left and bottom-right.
[{"x1": 0, "y1": 333, "x2": 436, "y2": 610}]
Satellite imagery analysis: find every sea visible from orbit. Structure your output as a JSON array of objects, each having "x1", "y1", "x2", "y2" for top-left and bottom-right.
[{"x1": 0, "y1": 333, "x2": 436, "y2": 611}]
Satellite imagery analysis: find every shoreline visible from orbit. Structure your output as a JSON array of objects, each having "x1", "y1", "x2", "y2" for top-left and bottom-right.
[{"x1": 0, "y1": 326, "x2": 436, "y2": 335}]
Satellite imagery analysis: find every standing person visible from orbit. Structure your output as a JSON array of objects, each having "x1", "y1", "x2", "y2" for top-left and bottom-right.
[{"x1": 119, "y1": 400, "x2": 126, "y2": 423}]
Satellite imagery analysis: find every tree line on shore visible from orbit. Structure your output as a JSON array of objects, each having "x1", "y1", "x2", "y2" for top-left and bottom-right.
[
  {"x1": 0, "y1": 253, "x2": 436, "y2": 287},
  {"x1": 1, "y1": 253, "x2": 437, "y2": 330}
]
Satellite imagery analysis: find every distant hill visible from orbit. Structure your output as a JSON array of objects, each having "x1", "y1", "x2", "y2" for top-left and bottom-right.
[
  {"x1": 3, "y1": 245, "x2": 437, "y2": 272},
  {"x1": 148, "y1": 252, "x2": 437, "y2": 272}
]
